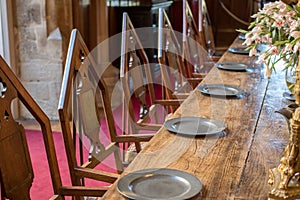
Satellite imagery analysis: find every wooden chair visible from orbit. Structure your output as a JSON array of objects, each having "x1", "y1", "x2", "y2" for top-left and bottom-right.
[
  {"x1": 158, "y1": 8, "x2": 202, "y2": 107},
  {"x1": 0, "y1": 55, "x2": 113, "y2": 200},
  {"x1": 184, "y1": 1, "x2": 222, "y2": 63},
  {"x1": 0, "y1": 55, "x2": 62, "y2": 199},
  {"x1": 58, "y1": 29, "x2": 123, "y2": 198},
  {"x1": 180, "y1": 1, "x2": 217, "y2": 85},
  {"x1": 120, "y1": 13, "x2": 182, "y2": 141}
]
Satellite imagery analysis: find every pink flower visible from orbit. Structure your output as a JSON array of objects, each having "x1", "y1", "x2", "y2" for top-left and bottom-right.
[
  {"x1": 262, "y1": 34, "x2": 272, "y2": 44},
  {"x1": 269, "y1": 46, "x2": 279, "y2": 55},
  {"x1": 240, "y1": 0, "x2": 300, "y2": 77},
  {"x1": 290, "y1": 31, "x2": 300, "y2": 39},
  {"x1": 258, "y1": 53, "x2": 267, "y2": 63}
]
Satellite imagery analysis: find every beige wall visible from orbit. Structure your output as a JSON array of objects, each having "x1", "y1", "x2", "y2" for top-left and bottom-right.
[{"x1": 15, "y1": 0, "x2": 63, "y2": 120}]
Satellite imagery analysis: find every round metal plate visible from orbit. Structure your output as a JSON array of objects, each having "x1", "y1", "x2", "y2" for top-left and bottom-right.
[
  {"x1": 238, "y1": 34, "x2": 246, "y2": 40},
  {"x1": 215, "y1": 62, "x2": 248, "y2": 71},
  {"x1": 117, "y1": 168, "x2": 202, "y2": 200},
  {"x1": 283, "y1": 91, "x2": 295, "y2": 101},
  {"x1": 228, "y1": 47, "x2": 249, "y2": 55},
  {"x1": 197, "y1": 84, "x2": 246, "y2": 97},
  {"x1": 164, "y1": 116, "x2": 226, "y2": 136}
]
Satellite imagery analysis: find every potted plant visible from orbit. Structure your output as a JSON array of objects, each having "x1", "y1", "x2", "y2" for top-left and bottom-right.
[{"x1": 238, "y1": 0, "x2": 300, "y2": 88}]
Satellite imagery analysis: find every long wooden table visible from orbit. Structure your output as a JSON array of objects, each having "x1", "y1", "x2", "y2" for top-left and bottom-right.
[{"x1": 102, "y1": 38, "x2": 292, "y2": 199}]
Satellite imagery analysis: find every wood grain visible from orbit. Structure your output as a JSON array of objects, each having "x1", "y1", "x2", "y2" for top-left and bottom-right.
[{"x1": 102, "y1": 38, "x2": 290, "y2": 199}]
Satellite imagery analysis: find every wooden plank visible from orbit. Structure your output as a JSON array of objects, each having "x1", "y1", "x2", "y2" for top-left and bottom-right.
[
  {"x1": 234, "y1": 70, "x2": 291, "y2": 198},
  {"x1": 102, "y1": 37, "x2": 272, "y2": 199}
]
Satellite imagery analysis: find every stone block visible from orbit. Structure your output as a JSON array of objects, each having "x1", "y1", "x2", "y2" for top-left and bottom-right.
[
  {"x1": 16, "y1": 1, "x2": 41, "y2": 27},
  {"x1": 23, "y1": 82, "x2": 50, "y2": 101},
  {"x1": 21, "y1": 62, "x2": 62, "y2": 82}
]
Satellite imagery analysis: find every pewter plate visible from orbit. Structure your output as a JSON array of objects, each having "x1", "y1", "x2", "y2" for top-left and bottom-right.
[
  {"x1": 215, "y1": 62, "x2": 248, "y2": 71},
  {"x1": 283, "y1": 91, "x2": 295, "y2": 101},
  {"x1": 164, "y1": 116, "x2": 226, "y2": 136},
  {"x1": 238, "y1": 34, "x2": 246, "y2": 40},
  {"x1": 228, "y1": 47, "x2": 249, "y2": 55},
  {"x1": 197, "y1": 84, "x2": 246, "y2": 97},
  {"x1": 117, "y1": 168, "x2": 202, "y2": 200}
]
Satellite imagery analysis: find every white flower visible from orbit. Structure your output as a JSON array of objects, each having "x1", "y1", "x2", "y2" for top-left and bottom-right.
[
  {"x1": 249, "y1": 48, "x2": 257, "y2": 57},
  {"x1": 294, "y1": 42, "x2": 300, "y2": 53}
]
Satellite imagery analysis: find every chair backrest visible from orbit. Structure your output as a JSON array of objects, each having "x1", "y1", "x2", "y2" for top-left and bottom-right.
[
  {"x1": 183, "y1": 1, "x2": 215, "y2": 77},
  {"x1": 120, "y1": 12, "x2": 164, "y2": 133},
  {"x1": 184, "y1": 1, "x2": 206, "y2": 48},
  {"x1": 158, "y1": 8, "x2": 194, "y2": 104},
  {"x1": 0, "y1": 56, "x2": 62, "y2": 199},
  {"x1": 200, "y1": 0, "x2": 217, "y2": 56},
  {"x1": 58, "y1": 29, "x2": 122, "y2": 193}
]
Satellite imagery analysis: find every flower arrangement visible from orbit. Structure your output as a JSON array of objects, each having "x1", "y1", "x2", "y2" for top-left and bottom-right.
[{"x1": 238, "y1": 0, "x2": 300, "y2": 77}]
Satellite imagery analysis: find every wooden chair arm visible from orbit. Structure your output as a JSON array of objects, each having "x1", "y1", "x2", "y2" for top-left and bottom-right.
[
  {"x1": 136, "y1": 122, "x2": 162, "y2": 131},
  {"x1": 116, "y1": 134, "x2": 155, "y2": 142},
  {"x1": 154, "y1": 99, "x2": 184, "y2": 105},
  {"x1": 191, "y1": 73, "x2": 206, "y2": 79},
  {"x1": 187, "y1": 77, "x2": 203, "y2": 82},
  {"x1": 59, "y1": 186, "x2": 109, "y2": 197},
  {"x1": 74, "y1": 167, "x2": 119, "y2": 183},
  {"x1": 187, "y1": 78, "x2": 203, "y2": 88},
  {"x1": 212, "y1": 55, "x2": 221, "y2": 62}
]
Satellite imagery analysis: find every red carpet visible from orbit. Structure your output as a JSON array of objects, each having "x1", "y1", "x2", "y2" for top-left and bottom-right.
[
  {"x1": 26, "y1": 129, "x2": 116, "y2": 199},
  {"x1": 26, "y1": 85, "x2": 165, "y2": 199},
  {"x1": 26, "y1": 129, "x2": 70, "y2": 199}
]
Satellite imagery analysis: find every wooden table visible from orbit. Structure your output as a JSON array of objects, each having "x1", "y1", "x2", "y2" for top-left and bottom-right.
[{"x1": 102, "y1": 38, "x2": 292, "y2": 199}]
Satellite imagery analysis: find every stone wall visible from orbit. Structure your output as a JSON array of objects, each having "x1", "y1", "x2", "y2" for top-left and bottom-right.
[{"x1": 15, "y1": 0, "x2": 63, "y2": 120}]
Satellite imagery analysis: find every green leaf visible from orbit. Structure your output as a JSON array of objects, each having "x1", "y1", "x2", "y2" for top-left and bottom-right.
[
  {"x1": 248, "y1": 21, "x2": 256, "y2": 29},
  {"x1": 272, "y1": 29, "x2": 277, "y2": 42},
  {"x1": 295, "y1": 5, "x2": 300, "y2": 13},
  {"x1": 236, "y1": 29, "x2": 248, "y2": 34},
  {"x1": 274, "y1": 40, "x2": 290, "y2": 46}
]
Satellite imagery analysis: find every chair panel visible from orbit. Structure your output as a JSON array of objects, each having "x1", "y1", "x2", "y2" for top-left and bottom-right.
[
  {"x1": 183, "y1": 1, "x2": 215, "y2": 80},
  {"x1": 158, "y1": 8, "x2": 196, "y2": 112},
  {"x1": 58, "y1": 29, "x2": 122, "y2": 198},
  {"x1": 121, "y1": 12, "x2": 162, "y2": 133},
  {"x1": 119, "y1": 13, "x2": 182, "y2": 160},
  {"x1": 0, "y1": 56, "x2": 62, "y2": 199}
]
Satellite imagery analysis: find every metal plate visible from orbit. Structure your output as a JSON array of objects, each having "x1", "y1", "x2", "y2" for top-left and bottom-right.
[
  {"x1": 197, "y1": 84, "x2": 246, "y2": 97},
  {"x1": 215, "y1": 62, "x2": 248, "y2": 71},
  {"x1": 228, "y1": 47, "x2": 249, "y2": 55},
  {"x1": 238, "y1": 34, "x2": 246, "y2": 40},
  {"x1": 164, "y1": 116, "x2": 226, "y2": 136},
  {"x1": 283, "y1": 92, "x2": 295, "y2": 101},
  {"x1": 117, "y1": 168, "x2": 202, "y2": 200}
]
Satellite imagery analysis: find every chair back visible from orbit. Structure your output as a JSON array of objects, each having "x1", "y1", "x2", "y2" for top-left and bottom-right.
[
  {"x1": 201, "y1": 0, "x2": 217, "y2": 56},
  {"x1": 0, "y1": 56, "x2": 62, "y2": 199},
  {"x1": 158, "y1": 8, "x2": 194, "y2": 105},
  {"x1": 58, "y1": 29, "x2": 121, "y2": 193},
  {"x1": 120, "y1": 12, "x2": 164, "y2": 134},
  {"x1": 184, "y1": 1, "x2": 220, "y2": 63},
  {"x1": 183, "y1": 1, "x2": 215, "y2": 78}
]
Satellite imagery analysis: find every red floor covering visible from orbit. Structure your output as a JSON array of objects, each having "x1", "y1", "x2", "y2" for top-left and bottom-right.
[{"x1": 25, "y1": 86, "x2": 165, "y2": 199}]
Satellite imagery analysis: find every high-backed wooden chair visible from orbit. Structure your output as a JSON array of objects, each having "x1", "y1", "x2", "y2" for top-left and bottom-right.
[
  {"x1": 58, "y1": 29, "x2": 123, "y2": 197},
  {"x1": 120, "y1": 13, "x2": 182, "y2": 137},
  {"x1": 0, "y1": 55, "x2": 113, "y2": 200},
  {"x1": 158, "y1": 8, "x2": 202, "y2": 107},
  {"x1": 0, "y1": 56, "x2": 62, "y2": 199},
  {"x1": 184, "y1": 1, "x2": 221, "y2": 64}
]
